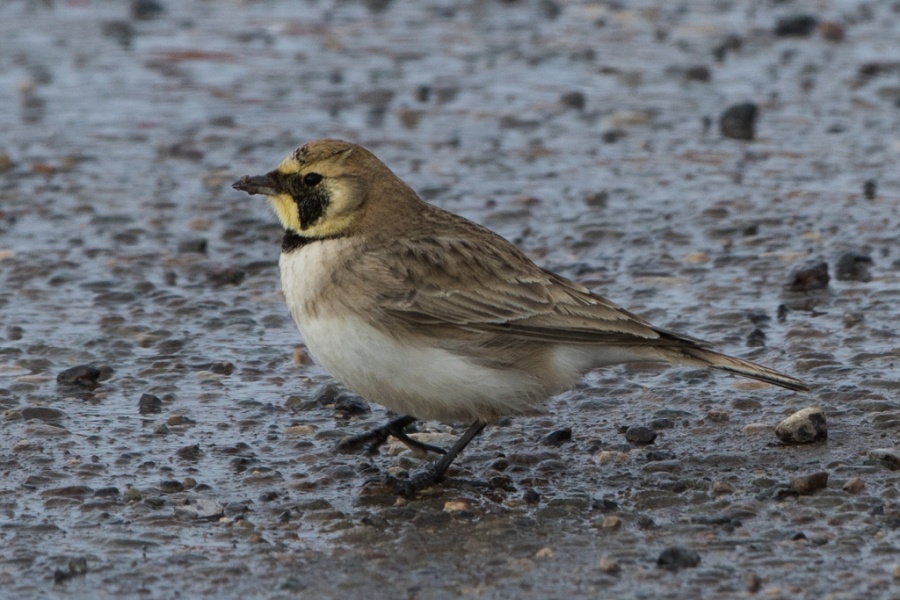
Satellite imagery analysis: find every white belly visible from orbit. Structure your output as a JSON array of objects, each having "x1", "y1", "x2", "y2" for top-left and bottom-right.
[
  {"x1": 300, "y1": 316, "x2": 550, "y2": 421},
  {"x1": 278, "y1": 243, "x2": 561, "y2": 421}
]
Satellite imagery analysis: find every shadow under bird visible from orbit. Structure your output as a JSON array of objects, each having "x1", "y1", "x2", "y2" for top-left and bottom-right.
[{"x1": 233, "y1": 139, "x2": 808, "y2": 496}]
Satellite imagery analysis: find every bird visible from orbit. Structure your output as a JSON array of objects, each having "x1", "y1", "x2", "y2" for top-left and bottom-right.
[{"x1": 233, "y1": 139, "x2": 808, "y2": 496}]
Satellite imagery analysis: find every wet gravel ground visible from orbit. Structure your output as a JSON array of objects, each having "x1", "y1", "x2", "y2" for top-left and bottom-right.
[{"x1": 1, "y1": 0, "x2": 899, "y2": 598}]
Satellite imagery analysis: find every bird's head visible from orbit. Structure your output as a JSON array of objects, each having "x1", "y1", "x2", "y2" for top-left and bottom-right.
[{"x1": 233, "y1": 139, "x2": 392, "y2": 238}]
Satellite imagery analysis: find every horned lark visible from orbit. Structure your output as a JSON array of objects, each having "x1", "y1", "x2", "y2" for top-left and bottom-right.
[{"x1": 233, "y1": 139, "x2": 808, "y2": 495}]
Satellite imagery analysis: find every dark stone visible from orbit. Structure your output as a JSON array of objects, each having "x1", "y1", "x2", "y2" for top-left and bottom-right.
[
  {"x1": 54, "y1": 557, "x2": 88, "y2": 583},
  {"x1": 559, "y1": 91, "x2": 586, "y2": 111},
  {"x1": 649, "y1": 418, "x2": 675, "y2": 430},
  {"x1": 685, "y1": 65, "x2": 711, "y2": 82},
  {"x1": 789, "y1": 261, "x2": 830, "y2": 291},
  {"x1": 657, "y1": 546, "x2": 701, "y2": 571},
  {"x1": 542, "y1": 427, "x2": 572, "y2": 446},
  {"x1": 720, "y1": 103, "x2": 758, "y2": 140},
  {"x1": 101, "y1": 20, "x2": 134, "y2": 48},
  {"x1": 835, "y1": 251, "x2": 873, "y2": 282},
  {"x1": 206, "y1": 267, "x2": 245, "y2": 287},
  {"x1": 592, "y1": 498, "x2": 618, "y2": 511},
  {"x1": 624, "y1": 426, "x2": 657, "y2": 445},
  {"x1": 601, "y1": 129, "x2": 625, "y2": 143},
  {"x1": 21, "y1": 407, "x2": 65, "y2": 421},
  {"x1": 138, "y1": 393, "x2": 163, "y2": 415},
  {"x1": 523, "y1": 489, "x2": 541, "y2": 504},
  {"x1": 131, "y1": 0, "x2": 165, "y2": 20},
  {"x1": 178, "y1": 238, "x2": 207, "y2": 254},
  {"x1": 789, "y1": 471, "x2": 829, "y2": 494},
  {"x1": 775, "y1": 15, "x2": 818, "y2": 37},
  {"x1": 863, "y1": 180, "x2": 877, "y2": 199},
  {"x1": 584, "y1": 190, "x2": 608, "y2": 208},
  {"x1": 159, "y1": 480, "x2": 184, "y2": 493},
  {"x1": 176, "y1": 444, "x2": 203, "y2": 462},
  {"x1": 206, "y1": 361, "x2": 235, "y2": 376},
  {"x1": 645, "y1": 450, "x2": 676, "y2": 462},
  {"x1": 334, "y1": 393, "x2": 370, "y2": 418},
  {"x1": 93, "y1": 487, "x2": 120, "y2": 498},
  {"x1": 757, "y1": 485, "x2": 800, "y2": 501},
  {"x1": 57, "y1": 365, "x2": 101, "y2": 388},
  {"x1": 746, "y1": 328, "x2": 766, "y2": 347}
]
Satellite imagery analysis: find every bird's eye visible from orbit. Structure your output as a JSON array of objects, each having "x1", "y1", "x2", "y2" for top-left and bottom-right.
[{"x1": 304, "y1": 172, "x2": 323, "y2": 187}]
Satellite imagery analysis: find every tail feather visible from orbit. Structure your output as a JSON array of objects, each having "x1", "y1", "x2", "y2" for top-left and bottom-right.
[{"x1": 682, "y1": 348, "x2": 809, "y2": 392}]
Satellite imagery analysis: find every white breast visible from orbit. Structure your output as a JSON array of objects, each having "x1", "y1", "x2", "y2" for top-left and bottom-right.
[{"x1": 278, "y1": 243, "x2": 566, "y2": 422}]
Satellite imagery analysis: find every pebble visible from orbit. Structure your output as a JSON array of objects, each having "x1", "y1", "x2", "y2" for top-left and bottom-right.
[
  {"x1": 131, "y1": 0, "x2": 165, "y2": 20},
  {"x1": 835, "y1": 251, "x2": 873, "y2": 282},
  {"x1": 868, "y1": 448, "x2": 900, "y2": 470},
  {"x1": 650, "y1": 418, "x2": 675, "y2": 430},
  {"x1": 56, "y1": 365, "x2": 101, "y2": 388},
  {"x1": 21, "y1": 407, "x2": 65, "y2": 421},
  {"x1": 54, "y1": 557, "x2": 88, "y2": 583},
  {"x1": 789, "y1": 471, "x2": 828, "y2": 494},
  {"x1": 333, "y1": 393, "x2": 370, "y2": 417},
  {"x1": 174, "y1": 498, "x2": 224, "y2": 520},
  {"x1": 159, "y1": 480, "x2": 184, "y2": 493},
  {"x1": 598, "y1": 557, "x2": 620, "y2": 574},
  {"x1": 742, "y1": 423, "x2": 773, "y2": 435},
  {"x1": 443, "y1": 500, "x2": 471, "y2": 513},
  {"x1": 775, "y1": 407, "x2": 827, "y2": 444},
  {"x1": 535, "y1": 547, "x2": 555, "y2": 559},
  {"x1": 41, "y1": 485, "x2": 92, "y2": 499},
  {"x1": 819, "y1": 21, "x2": 845, "y2": 42},
  {"x1": 863, "y1": 179, "x2": 877, "y2": 199},
  {"x1": 594, "y1": 450, "x2": 630, "y2": 464},
  {"x1": 624, "y1": 426, "x2": 657, "y2": 445},
  {"x1": 706, "y1": 409, "x2": 729, "y2": 423},
  {"x1": 138, "y1": 393, "x2": 163, "y2": 415},
  {"x1": 542, "y1": 427, "x2": 572, "y2": 446},
  {"x1": 842, "y1": 477, "x2": 865, "y2": 493},
  {"x1": 712, "y1": 481, "x2": 734, "y2": 495},
  {"x1": 656, "y1": 546, "x2": 701, "y2": 571},
  {"x1": 600, "y1": 515, "x2": 622, "y2": 530},
  {"x1": 176, "y1": 444, "x2": 203, "y2": 462},
  {"x1": 789, "y1": 261, "x2": 830, "y2": 291},
  {"x1": 719, "y1": 103, "x2": 758, "y2": 141},
  {"x1": 177, "y1": 238, "x2": 207, "y2": 254},
  {"x1": 559, "y1": 91, "x2": 585, "y2": 111},
  {"x1": 774, "y1": 15, "x2": 817, "y2": 37}
]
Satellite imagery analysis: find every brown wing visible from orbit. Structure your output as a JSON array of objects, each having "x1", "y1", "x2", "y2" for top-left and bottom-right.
[{"x1": 369, "y1": 228, "x2": 710, "y2": 350}]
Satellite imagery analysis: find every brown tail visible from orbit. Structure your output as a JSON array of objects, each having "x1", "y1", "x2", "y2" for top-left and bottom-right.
[{"x1": 682, "y1": 347, "x2": 809, "y2": 391}]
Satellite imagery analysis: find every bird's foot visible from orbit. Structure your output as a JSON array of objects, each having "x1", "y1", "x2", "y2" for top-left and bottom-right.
[{"x1": 336, "y1": 416, "x2": 446, "y2": 456}]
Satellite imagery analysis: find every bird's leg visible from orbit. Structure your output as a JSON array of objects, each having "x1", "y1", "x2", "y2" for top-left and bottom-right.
[
  {"x1": 336, "y1": 415, "x2": 447, "y2": 456},
  {"x1": 388, "y1": 421, "x2": 487, "y2": 497}
]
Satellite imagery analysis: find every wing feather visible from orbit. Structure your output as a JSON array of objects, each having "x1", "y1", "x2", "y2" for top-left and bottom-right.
[{"x1": 368, "y1": 232, "x2": 710, "y2": 349}]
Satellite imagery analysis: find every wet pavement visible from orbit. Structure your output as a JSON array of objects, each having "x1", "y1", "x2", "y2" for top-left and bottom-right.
[{"x1": 1, "y1": 0, "x2": 898, "y2": 598}]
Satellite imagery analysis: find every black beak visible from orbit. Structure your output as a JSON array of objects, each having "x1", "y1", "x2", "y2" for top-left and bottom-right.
[{"x1": 232, "y1": 174, "x2": 277, "y2": 196}]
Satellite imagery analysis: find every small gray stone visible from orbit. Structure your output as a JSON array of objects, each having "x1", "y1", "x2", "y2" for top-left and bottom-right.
[
  {"x1": 868, "y1": 448, "x2": 900, "y2": 470},
  {"x1": 174, "y1": 498, "x2": 224, "y2": 520},
  {"x1": 835, "y1": 251, "x2": 873, "y2": 282},
  {"x1": 720, "y1": 103, "x2": 757, "y2": 140},
  {"x1": 159, "y1": 480, "x2": 184, "y2": 493},
  {"x1": 657, "y1": 546, "x2": 701, "y2": 571},
  {"x1": 775, "y1": 407, "x2": 827, "y2": 444},
  {"x1": 789, "y1": 471, "x2": 828, "y2": 494},
  {"x1": 624, "y1": 426, "x2": 657, "y2": 445},
  {"x1": 57, "y1": 365, "x2": 101, "y2": 388}
]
